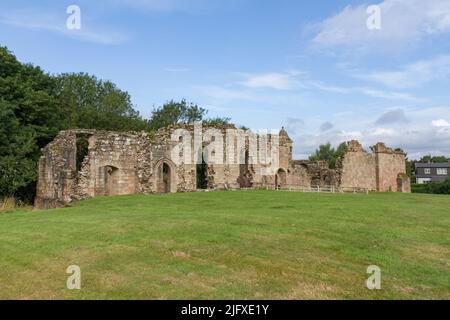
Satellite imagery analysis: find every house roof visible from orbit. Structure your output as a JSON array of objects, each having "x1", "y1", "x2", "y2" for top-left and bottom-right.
[{"x1": 415, "y1": 163, "x2": 450, "y2": 168}]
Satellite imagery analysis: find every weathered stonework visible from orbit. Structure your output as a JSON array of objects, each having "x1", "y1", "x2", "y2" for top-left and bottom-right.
[
  {"x1": 35, "y1": 127, "x2": 410, "y2": 209},
  {"x1": 336, "y1": 140, "x2": 411, "y2": 192}
]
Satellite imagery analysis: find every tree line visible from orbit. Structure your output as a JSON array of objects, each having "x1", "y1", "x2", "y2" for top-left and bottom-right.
[{"x1": 0, "y1": 47, "x2": 229, "y2": 204}]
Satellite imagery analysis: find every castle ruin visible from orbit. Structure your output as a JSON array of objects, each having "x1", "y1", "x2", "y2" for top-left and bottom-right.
[{"x1": 35, "y1": 125, "x2": 410, "y2": 209}]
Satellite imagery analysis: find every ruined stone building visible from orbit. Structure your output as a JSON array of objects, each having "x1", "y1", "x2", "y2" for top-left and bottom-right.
[{"x1": 35, "y1": 125, "x2": 410, "y2": 209}]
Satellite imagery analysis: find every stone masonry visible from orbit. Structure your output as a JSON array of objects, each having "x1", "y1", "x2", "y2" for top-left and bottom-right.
[
  {"x1": 336, "y1": 140, "x2": 411, "y2": 193},
  {"x1": 35, "y1": 126, "x2": 410, "y2": 209}
]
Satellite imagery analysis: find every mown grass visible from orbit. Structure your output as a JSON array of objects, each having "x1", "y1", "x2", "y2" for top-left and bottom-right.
[{"x1": 0, "y1": 191, "x2": 449, "y2": 300}]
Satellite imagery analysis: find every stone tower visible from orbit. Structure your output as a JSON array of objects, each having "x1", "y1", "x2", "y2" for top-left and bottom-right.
[{"x1": 279, "y1": 127, "x2": 293, "y2": 170}]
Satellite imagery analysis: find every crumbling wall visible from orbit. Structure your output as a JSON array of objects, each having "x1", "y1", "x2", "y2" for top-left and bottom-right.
[
  {"x1": 35, "y1": 131, "x2": 77, "y2": 209},
  {"x1": 279, "y1": 127, "x2": 293, "y2": 171},
  {"x1": 306, "y1": 161, "x2": 337, "y2": 187},
  {"x1": 372, "y1": 143, "x2": 407, "y2": 192},
  {"x1": 35, "y1": 126, "x2": 410, "y2": 210},
  {"x1": 136, "y1": 132, "x2": 155, "y2": 194},
  {"x1": 157, "y1": 124, "x2": 241, "y2": 191},
  {"x1": 287, "y1": 161, "x2": 314, "y2": 187},
  {"x1": 286, "y1": 161, "x2": 338, "y2": 189},
  {"x1": 336, "y1": 140, "x2": 409, "y2": 192},
  {"x1": 337, "y1": 141, "x2": 377, "y2": 191},
  {"x1": 397, "y1": 173, "x2": 411, "y2": 193},
  {"x1": 83, "y1": 132, "x2": 140, "y2": 198}
]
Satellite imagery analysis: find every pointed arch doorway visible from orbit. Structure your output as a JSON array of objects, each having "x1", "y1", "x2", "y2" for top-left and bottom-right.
[
  {"x1": 275, "y1": 168, "x2": 287, "y2": 189},
  {"x1": 155, "y1": 160, "x2": 175, "y2": 193}
]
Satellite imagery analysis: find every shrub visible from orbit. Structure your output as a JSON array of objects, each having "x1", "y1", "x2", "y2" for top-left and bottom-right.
[
  {"x1": 0, "y1": 197, "x2": 16, "y2": 211},
  {"x1": 411, "y1": 180, "x2": 450, "y2": 195}
]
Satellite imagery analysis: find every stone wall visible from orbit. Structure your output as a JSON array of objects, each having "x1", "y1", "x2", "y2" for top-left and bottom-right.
[
  {"x1": 336, "y1": 140, "x2": 410, "y2": 192},
  {"x1": 397, "y1": 173, "x2": 411, "y2": 193},
  {"x1": 337, "y1": 141, "x2": 377, "y2": 191},
  {"x1": 287, "y1": 160, "x2": 336, "y2": 188},
  {"x1": 35, "y1": 127, "x2": 410, "y2": 209},
  {"x1": 372, "y1": 143, "x2": 408, "y2": 192},
  {"x1": 35, "y1": 131, "x2": 77, "y2": 209}
]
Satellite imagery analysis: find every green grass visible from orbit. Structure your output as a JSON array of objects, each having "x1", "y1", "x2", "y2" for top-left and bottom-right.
[{"x1": 0, "y1": 191, "x2": 449, "y2": 300}]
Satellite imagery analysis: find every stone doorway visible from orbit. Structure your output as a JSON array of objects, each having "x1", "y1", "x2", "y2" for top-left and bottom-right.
[
  {"x1": 239, "y1": 150, "x2": 252, "y2": 188},
  {"x1": 106, "y1": 166, "x2": 120, "y2": 195},
  {"x1": 275, "y1": 168, "x2": 287, "y2": 189},
  {"x1": 157, "y1": 162, "x2": 172, "y2": 193},
  {"x1": 196, "y1": 155, "x2": 208, "y2": 190},
  {"x1": 97, "y1": 165, "x2": 120, "y2": 196}
]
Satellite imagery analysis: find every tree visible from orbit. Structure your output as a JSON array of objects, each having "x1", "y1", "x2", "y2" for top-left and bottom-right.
[
  {"x1": 0, "y1": 102, "x2": 39, "y2": 202},
  {"x1": 309, "y1": 142, "x2": 347, "y2": 169},
  {"x1": 203, "y1": 117, "x2": 232, "y2": 126},
  {"x1": 0, "y1": 47, "x2": 62, "y2": 201},
  {"x1": 0, "y1": 47, "x2": 233, "y2": 203},
  {"x1": 0, "y1": 157, "x2": 36, "y2": 199},
  {"x1": 419, "y1": 155, "x2": 450, "y2": 163},
  {"x1": 149, "y1": 99, "x2": 207, "y2": 130},
  {"x1": 55, "y1": 73, "x2": 149, "y2": 131},
  {"x1": 0, "y1": 48, "x2": 150, "y2": 202},
  {"x1": 406, "y1": 160, "x2": 415, "y2": 183},
  {"x1": 0, "y1": 47, "x2": 65, "y2": 148}
]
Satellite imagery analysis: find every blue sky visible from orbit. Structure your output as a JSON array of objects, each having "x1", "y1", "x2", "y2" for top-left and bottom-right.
[{"x1": 1, "y1": 0, "x2": 450, "y2": 159}]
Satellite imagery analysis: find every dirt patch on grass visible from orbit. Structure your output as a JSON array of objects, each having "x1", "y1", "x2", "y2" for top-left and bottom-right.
[
  {"x1": 172, "y1": 251, "x2": 191, "y2": 259},
  {"x1": 283, "y1": 281, "x2": 339, "y2": 299}
]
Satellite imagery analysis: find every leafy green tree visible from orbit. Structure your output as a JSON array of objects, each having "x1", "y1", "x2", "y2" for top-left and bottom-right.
[
  {"x1": 0, "y1": 47, "x2": 62, "y2": 201},
  {"x1": 0, "y1": 103, "x2": 38, "y2": 201},
  {"x1": 0, "y1": 47, "x2": 232, "y2": 202},
  {"x1": 406, "y1": 160, "x2": 415, "y2": 183},
  {"x1": 1, "y1": 47, "x2": 65, "y2": 148},
  {"x1": 0, "y1": 157, "x2": 36, "y2": 198},
  {"x1": 309, "y1": 142, "x2": 347, "y2": 169},
  {"x1": 55, "y1": 73, "x2": 149, "y2": 131},
  {"x1": 419, "y1": 155, "x2": 450, "y2": 163},
  {"x1": 0, "y1": 47, "x2": 150, "y2": 202},
  {"x1": 203, "y1": 117, "x2": 232, "y2": 126},
  {"x1": 149, "y1": 99, "x2": 207, "y2": 130}
]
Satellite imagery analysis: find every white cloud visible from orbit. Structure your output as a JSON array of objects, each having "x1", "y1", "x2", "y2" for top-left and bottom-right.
[
  {"x1": 293, "y1": 107, "x2": 450, "y2": 159},
  {"x1": 239, "y1": 72, "x2": 300, "y2": 90},
  {"x1": 236, "y1": 73, "x2": 421, "y2": 101},
  {"x1": 432, "y1": 119, "x2": 450, "y2": 127},
  {"x1": 164, "y1": 67, "x2": 191, "y2": 73},
  {"x1": 360, "y1": 55, "x2": 450, "y2": 89},
  {"x1": 310, "y1": 81, "x2": 351, "y2": 94},
  {"x1": 310, "y1": 81, "x2": 421, "y2": 102},
  {"x1": 296, "y1": 124, "x2": 450, "y2": 159},
  {"x1": 312, "y1": 0, "x2": 450, "y2": 50},
  {"x1": 0, "y1": 9, "x2": 127, "y2": 45},
  {"x1": 356, "y1": 87, "x2": 421, "y2": 102}
]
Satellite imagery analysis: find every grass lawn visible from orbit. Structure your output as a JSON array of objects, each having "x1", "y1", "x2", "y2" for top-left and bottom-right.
[{"x1": 0, "y1": 191, "x2": 449, "y2": 300}]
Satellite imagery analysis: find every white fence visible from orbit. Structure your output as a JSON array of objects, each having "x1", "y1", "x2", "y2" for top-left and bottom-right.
[{"x1": 264, "y1": 185, "x2": 370, "y2": 194}]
